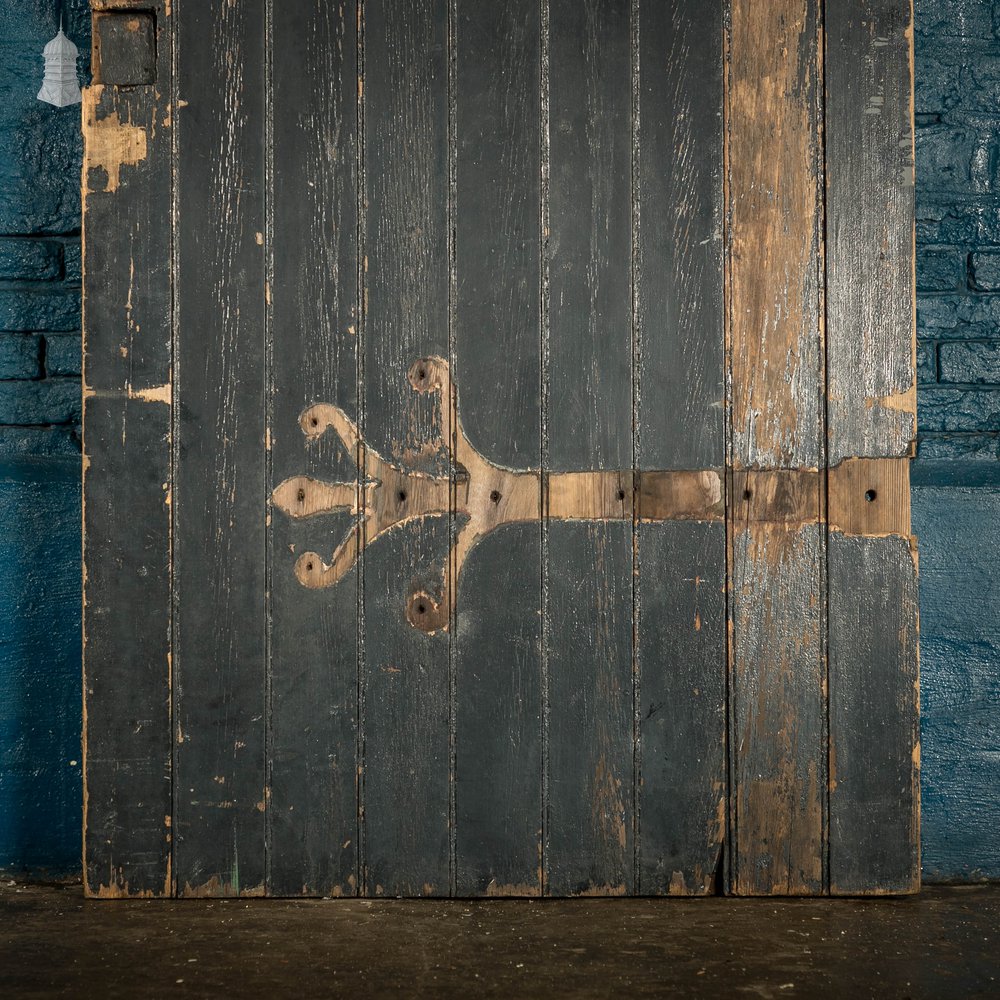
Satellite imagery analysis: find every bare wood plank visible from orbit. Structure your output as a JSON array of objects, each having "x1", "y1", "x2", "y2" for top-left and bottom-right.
[
  {"x1": 825, "y1": 0, "x2": 919, "y2": 895},
  {"x1": 635, "y1": 0, "x2": 727, "y2": 895},
  {"x1": 727, "y1": 0, "x2": 826, "y2": 895},
  {"x1": 453, "y1": 0, "x2": 543, "y2": 897},
  {"x1": 361, "y1": 0, "x2": 451, "y2": 897},
  {"x1": 268, "y1": 0, "x2": 360, "y2": 897},
  {"x1": 545, "y1": 0, "x2": 634, "y2": 897},
  {"x1": 173, "y1": 0, "x2": 268, "y2": 897},
  {"x1": 82, "y1": 6, "x2": 173, "y2": 894}
]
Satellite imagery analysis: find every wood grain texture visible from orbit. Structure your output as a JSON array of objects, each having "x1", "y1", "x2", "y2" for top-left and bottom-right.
[
  {"x1": 727, "y1": 0, "x2": 826, "y2": 895},
  {"x1": 546, "y1": 520, "x2": 633, "y2": 895},
  {"x1": 361, "y1": 0, "x2": 451, "y2": 897},
  {"x1": 173, "y1": 0, "x2": 268, "y2": 897},
  {"x1": 825, "y1": 0, "x2": 920, "y2": 896},
  {"x1": 634, "y1": 0, "x2": 727, "y2": 896},
  {"x1": 638, "y1": 521, "x2": 726, "y2": 895},
  {"x1": 637, "y1": 0, "x2": 724, "y2": 471},
  {"x1": 825, "y1": 0, "x2": 916, "y2": 464},
  {"x1": 453, "y1": 0, "x2": 542, "y2": 897},
  {"x1": 82, "y1": 21, "x2": 172, "y2": 895},
  {"x1": 828, "y1": 458, "x2": 910, "y2": 537},
  {"x1": 828, "y1": 534, "x2": 919, "y2": 894},
  {"x1": 545, "y1": 0, "x2": 634, "y2": 897},
  {"x1": 268, "y1": 0, "x2": 359, "y2": 897},
  {"x1": 731, "y1": 524, "x2": 825, "y2": 895}
]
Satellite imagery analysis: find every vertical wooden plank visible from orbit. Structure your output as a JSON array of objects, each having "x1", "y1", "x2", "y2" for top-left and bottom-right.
[
  {"x1": 826, "y1": 0, "x2": 919, "y2": 894},
  {"x1": 730, "y1": 514, "x2": 825, "y2": 895},
  {"x1": 82, "y1": 1, "x2": 173, "y2": 898},
  {"x1": 268, "y1": 0, "x2": 359, "y2": 897},
  {"x1": 453, "y1": 0, "x2": 543, "y2": 897},
  {"x1": 635, "y1": 0, "x2": 727, "y2": 895},
  {"x1": 828, "y1": 531, "x2": 919, "y2": 893},
  {"x1": 362, "y1": 0, "x2": 451, "y2": 897},
  {"x1": 727, "y1": 0, "x2": 826, "y2": 895},
  {"x1": 545, "y1": 0, "x2": 634, "y2": 897},
  {"x1": 825, "y1": 0, "x2": 915, "y2": 463},
  {"x1": 173, "y1": 0, "x2": 268, "y2": 897}
]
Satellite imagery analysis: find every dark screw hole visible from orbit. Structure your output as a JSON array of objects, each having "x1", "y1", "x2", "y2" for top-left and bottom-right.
[
  {"x1": 743, "y1": 489, "x2": 753, "y2": 500},
  {"x1": 306, "y1": 562, "x2": 314, "y2": 572},
  {"x1": 617, "y1": 489, "x2": 626, "y2": 501},
  {"x1": 296, "y1": 488, "x2": 306, "y2": 503},
  {"x1": 398, "y1": 490, "x2": 407, "y2": 503},
  {"x1": 310, "y1": 417, "x2": 319, "y2": 426},
  {"x1": 418, "y1": 368, "x2": 426, "y2": 380},
  {"x1": 417, "y1": 603, "x2": 426, "y2": 615},
  {"x1": 865, "y1": 489, "x2": 877, "y2": 503},
  {"x1": 490, "y1": 490, "x2": 501, "y2": 504}
]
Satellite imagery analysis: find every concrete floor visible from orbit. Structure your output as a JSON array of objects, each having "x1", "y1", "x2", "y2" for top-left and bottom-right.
[{"x1": 1, "y1": 882, "x2": 998, "y2": 998}]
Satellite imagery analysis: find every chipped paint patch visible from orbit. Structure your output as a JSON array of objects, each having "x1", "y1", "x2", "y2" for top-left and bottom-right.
[
  {"x1": 868, "y1": 383, "x2": 917, "y2": 414},
  {"x1": 129, "y1": 384, "x2": 171, "y2": 405},
  {"x1": 83, "y1": 86, "x2": 149, "y2": 195}
]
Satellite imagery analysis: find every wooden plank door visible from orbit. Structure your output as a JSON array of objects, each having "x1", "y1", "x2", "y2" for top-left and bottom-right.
[{"x1": 83, "y1": 0, "x2": 918, "y2": 898}]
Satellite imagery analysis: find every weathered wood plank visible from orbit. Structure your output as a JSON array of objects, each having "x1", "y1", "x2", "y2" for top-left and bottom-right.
[
  {"x1": 635, "y1": 0, "x2": 727, "y2": 895},
  {"x1": 546, "y1": 521, "x2": 633, "y2": 896},
  {"x1": 638, "y1": 521, "x2": 726, "y2": 895},
  {"x1": 545, "y1": 0, "x2": 634, "y2": 897},
  {"x1": 361, "y1": 0, "x2": 451, "y2": 897},
  {"x1": 173, "y1": 0, "x2": 268, "y2": 897},
  {"x1": 825, "y1": 0, "x2": 920, "y2": 895},
  {"x1": 731, "y1": 522, "x2": 825, "y2": 895},
  {"x1": 82, "y1": 15, "x2": 173, "y2": 894},
  {"x1": 268, "y1": 0, "x2": 359, "y2": 897},
  {"x1": 727, "y1": 0, "x2": 826, "y2": 895},
  {"x1": 453, "y1": 0, "x2": 543, "y2": 897},
  {"x1": 829, "y1": 535, "x2": 919, "y2": 894},
  {"x1": 825, "y1": 0, "x2": 915, "y2": 465}
]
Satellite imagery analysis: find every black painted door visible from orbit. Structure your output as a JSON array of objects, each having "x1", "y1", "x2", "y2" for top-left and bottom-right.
[{"x1": 83, "y1": 0, "x2": 919, "y2": 898}]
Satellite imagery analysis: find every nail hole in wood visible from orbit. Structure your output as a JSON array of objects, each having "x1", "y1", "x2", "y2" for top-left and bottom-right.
[
  {"x1": 617, "y1": 488, "x2": 626, "y2": 501},
  {"x1": 306, "y1": 561, "x2": 314, "y2": 572},
  {"x1": 398, "y1": 490, "x2": 407, "y2": 504},
  {"x1": 490, "y1": 490, "x2": 501, "y2": 504},
  {"x1": 310, "y1": 416, "x2": 319, "y2": 427},
  {"x1": 743, "y1": 489, "x2": 753, "y2": 500},
  {"x1": 417, "y1": 602, "x2": 426, "y2": 615},
  {"x1": 865, "y1": 489, "x2": 877, "y2": 503},
  {"x1": 296, "y1": 488, "x2": 306, "y2": 503}
]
